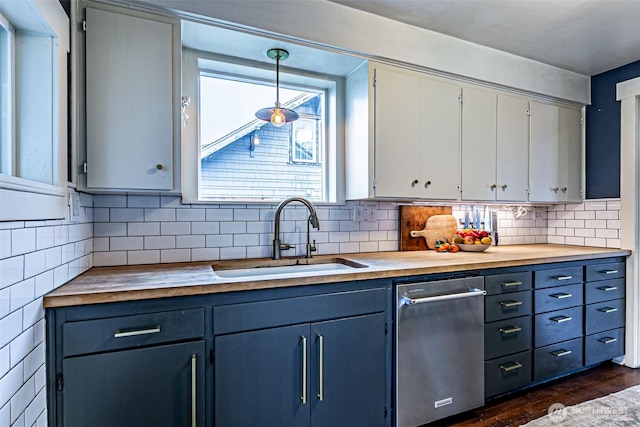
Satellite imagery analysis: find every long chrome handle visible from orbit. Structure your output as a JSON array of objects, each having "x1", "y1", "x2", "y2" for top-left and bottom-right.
[
  {"x1": 301, "y1": 335, "x2": 307, "y2": 404},
  {"x1": 402, "y1": 288, "x2": 486, "y2": 305},
  {"x1": 598, "y1": 285, "x2": 618, "y2": 291},
  {"x1": 499, "y1": 326, "x2": 522, "y2": 335},
  {"x1": 551, "y1": 349, "x2": 572, "y2": 357},
  {"x1": 553, "y1": 275, "x2": 573, "y2": 281},
  {"x1": 550, "y1": 292, "x2": 573, "y2": 299},
  {"x1": 599, "y1": 337, "x2": 618, "y2": 344},
  {"x1": 601, "y1": 269, "x2": 619, "y2": 275},
  {"x1": 500, "y1": 361, "x2": 522, "y2": 372},
  {"x1": 191, "y1": 354, "x2": 196, "y2": 427},
  {"x1": 598, "y1": 307, "x2": 618, "y2": 313},
  {"x1": 500, "y1": 300, "x2": 523, "y2": 308},
  {"x1": 550, "y1": 315, "x2": 572, "y2": 323},
  {"x1": 317, "y1": 334, "x2": 324, "y2": 401},
  {"x1": 501, "y1": 281, "x2": 523, "y2": 288},
  {"x1": 114, "y1": 326, "x2": 161, "y2": 338}
]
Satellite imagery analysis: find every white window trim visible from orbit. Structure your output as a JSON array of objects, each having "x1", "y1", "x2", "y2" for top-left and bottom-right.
[
  {"x1": 0, "y1": 0, "x2": 69, "y2": 221},
  {"x1": 181, "y1": 47, "x2": 345, "y2": 205}
]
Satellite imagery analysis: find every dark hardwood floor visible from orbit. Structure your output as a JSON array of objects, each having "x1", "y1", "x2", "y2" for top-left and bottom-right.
[{"x1": 428, "y1": 362, "x2": 640, "y2": 427}]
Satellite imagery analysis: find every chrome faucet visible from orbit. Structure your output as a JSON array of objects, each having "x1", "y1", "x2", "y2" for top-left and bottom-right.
[{"x1": 272, "y1": 197, "x2": 320, "y2": 260}]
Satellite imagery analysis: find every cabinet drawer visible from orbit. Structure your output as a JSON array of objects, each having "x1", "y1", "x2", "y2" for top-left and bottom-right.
[
  {"x1": 534, "y1": 306, "x2": 583, "y2": 347},
  {"x1": 485, "y1": 272, "x2": 532, "y2": 295},
  {"x1": 214, "y1": 288, "x2": 387, "y2": 335},
  {"x1": 534, "y1": 283, "x2": 583, "y2": 314},
  {"x1": 585, "y1": 299, "x2": 625, "y2": 335},
  {"x1": 485, "y1": 316, "x2": 532, "y2": 360},
  {"x1": 534, "y1": 337, "x2": 583, "y2": 382},
  {"x1": 63, "y1": 308, "x2": 205, "y2": 357},
  {"x1": 534, "y1": 266, "x2": 583, "y2": 289},
  {"x1": 585, "y1": 278, "x2": 625, "y2": 304},
  {"x1": 485, "y1": 350, "x2": 532, "y2": 398},
  {"x1": 485, "y1": 291, "x2": 533, "y2": 322},
  {"x1": 585, "y1": 328, "x2": 625, "y2": 366},
  {"x1": 585, "y1": 261, "x2": 624, "y2": 282}
]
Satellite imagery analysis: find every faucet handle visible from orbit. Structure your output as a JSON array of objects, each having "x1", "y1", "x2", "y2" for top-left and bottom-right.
[
  {"x1": 279, "y1": 242, "x2": 294, "y2": 251},
  {"x1": 310, "y1": 239, "x2": 317, "y2": 253}
]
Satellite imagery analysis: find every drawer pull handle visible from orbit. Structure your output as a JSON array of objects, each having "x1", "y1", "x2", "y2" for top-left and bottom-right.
[
  {"x1": 598, "y1": 286, "x2": 618, "y2": 292},
  {"x1": 501, "y1": 281, "x2": 523, "y2": 288},
  {"x1": 598, "y1": 337, "x2": 618, "y2": 344},
  {"x1": 191, "y1": 354, "x2": 196, "y2": 427},
  {"x1": 500, "y1": 300, "x2": 523, "y2": 308},
  {"x1": 301, "y1": 335, "x2": 307, "y2": 404},
  {"x1": 553, "y1": 275, "x2": 573, "y2": 281},
  {"x1": 114, "y1": 326, "x2": 161, "y2": 338},
  {"x1": 317, "y1": 334, "x2": 324, "y2": 401},
  {"x1": 550, "y1": 315, "x2": 572, "y2": 323},
  {"x1": 601, "y1": 269, "x2": 619, "y2": 275},
  {"x1": 499, "y1": 326, "x2": 522, "y2": 335},
  {"x1": 598, "y1": 307, "x2": 618, "y2": 313},
  {"x1": 550, "y1": 292, "x2": 573, "y2": 299},
  {"x1": 500, "y1": 361, "x2": 523, "y2": 372},
  {"x1": 550, "y1": 349, "x2": 572, "y2": 357}
]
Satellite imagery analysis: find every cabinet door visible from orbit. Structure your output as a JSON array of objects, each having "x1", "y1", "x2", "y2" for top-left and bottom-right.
[
  {"x1": 86, "y1": 8, "x2": 174, "y2": 190},
  {"x1": 62, "y1": 341, "x2": 205, "y2": 427},
  {"x1": 420, "y1": 77, "x2": 460, "y2": 199},
  {"x1": 557, "y1": 106, "x2": 583, "y2": 202},
  {"x1": 310, "y1": 313, "x2": 386, "y2": 427},
  {"x1": 374, "y1": 67, "x2": 422, "y2": 198},
  {"x1": 529, "y1": 101, "x2": 560, "y2": 202},
  {"x1": 461, "y1": 87, "x2": 497, "y2": 200},
  {"x1": 496, "y1": 95, "x2": 529, "y2": 201},
  {"x1": 215, "y1": 324, "x2": 310, "y2": 427}
]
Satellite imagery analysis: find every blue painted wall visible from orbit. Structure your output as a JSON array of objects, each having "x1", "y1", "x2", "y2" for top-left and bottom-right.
[{"x1": 586, "y1": 59, "x2": 640, "y2": 199}]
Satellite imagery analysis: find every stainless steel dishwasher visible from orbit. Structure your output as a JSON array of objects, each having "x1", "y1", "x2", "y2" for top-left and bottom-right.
[{"x1": 395, "y1": 276, "x2": 486, "y2": 427}]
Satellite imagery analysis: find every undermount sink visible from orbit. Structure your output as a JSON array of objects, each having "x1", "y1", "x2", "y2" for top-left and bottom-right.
[{"x1": 212, "y1": 257, "x2": 368, "y2": 279}]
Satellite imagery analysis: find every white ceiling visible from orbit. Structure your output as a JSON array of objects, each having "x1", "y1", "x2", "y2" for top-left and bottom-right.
[{"x1": 327, "y1": 0, "x2": 640, "y2": 76}]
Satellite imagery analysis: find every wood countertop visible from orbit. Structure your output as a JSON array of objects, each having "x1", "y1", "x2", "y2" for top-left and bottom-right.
[{"x1": 43, "y1": 244, "x2": 630, "y2": 308}]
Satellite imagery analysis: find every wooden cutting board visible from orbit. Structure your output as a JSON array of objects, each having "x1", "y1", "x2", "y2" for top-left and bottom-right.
[
  {"x1": 410, "y1": 214, "x2": 458, "y2": 249},
  {"x1": 399, "y1": 206, "x2": 453, "y2": 251}
]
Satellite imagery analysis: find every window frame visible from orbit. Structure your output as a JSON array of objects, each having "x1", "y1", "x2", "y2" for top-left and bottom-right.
[
  {"x1": 0, "y1": 0, "x2": 69, "y2": 221},
  {"x1": 290, "y1": 116, "x2": 321, "y2": 165},
  {"x1": 181, "y1": 46, "x2": 345, "y2": 205}
]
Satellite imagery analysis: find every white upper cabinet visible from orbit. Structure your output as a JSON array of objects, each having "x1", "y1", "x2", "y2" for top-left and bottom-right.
[
  {"x1": 84, "y1": 7, "x2": 179, "y2": 191},
  {"x1": 460, "y1": 87, "x2": 497, "y2": 201},
  {"x1": 345, "y1": 62, "x2": 460, "y2": 200},
  {"x1": 529, "y1": 101, "x2": 583, "y2": 202},
  {"x1": 496, "y1": 94, "x2": 530, "y2": 201},
  {"x1": 461, "y1": 90, "x2": 529, "y2": 202}
]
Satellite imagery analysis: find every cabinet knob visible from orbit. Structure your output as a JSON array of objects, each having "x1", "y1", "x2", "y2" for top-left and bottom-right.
[
  {"x1": 501, "y1": 184, "x2": 508, "y2": 190},
  {"x1": 490, "y1": 184, "x2": 497, "y2": 189},
  {"x1": 411, "y1": 179, "x2": 419, "y2": 187},
  {"x1": 552, "y1": 187, "x2": 559, "y2": 192},
  {"x1": 156, "y1": 164, "x2": 164, "y2": 170},
  {"x1": 560, "y1": 187, "x2": 567, "y2": 193},
  {"x1": 425, "y1": 180, "x2": 431, "y2": 187}
]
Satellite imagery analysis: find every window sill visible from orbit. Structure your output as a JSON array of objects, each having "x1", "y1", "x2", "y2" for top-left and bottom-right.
[{"x1": 0, "y1": 174, "x2": 67, "y2": 221}]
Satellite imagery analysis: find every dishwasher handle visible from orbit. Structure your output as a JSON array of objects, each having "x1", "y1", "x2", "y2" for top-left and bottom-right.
[{"x1": 402, "y1": 288, "x2": 486, "y2": 306}]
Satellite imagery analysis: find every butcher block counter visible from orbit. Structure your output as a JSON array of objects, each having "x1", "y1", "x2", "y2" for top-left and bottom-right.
[{"x1": 43, "y1": 244, "x2": 630, "y2": 308}]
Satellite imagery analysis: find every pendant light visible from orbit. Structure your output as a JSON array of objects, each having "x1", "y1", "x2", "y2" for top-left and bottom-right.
[{"x1": 255, "y1": 48, "x2": 299, "y2": 127}]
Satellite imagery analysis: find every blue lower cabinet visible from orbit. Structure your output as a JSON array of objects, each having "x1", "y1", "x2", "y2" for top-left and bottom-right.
[
  {"x1": 62, "y1": 340, "x2": 205, "y2": 427},
  {"x1": 214, "y1": 313, "x2": 386, "y2": 427}
]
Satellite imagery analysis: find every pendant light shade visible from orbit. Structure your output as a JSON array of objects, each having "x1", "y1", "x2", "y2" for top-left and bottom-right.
[{"x1": 255, "y1": 48, "x2": 299, "y2": 127}]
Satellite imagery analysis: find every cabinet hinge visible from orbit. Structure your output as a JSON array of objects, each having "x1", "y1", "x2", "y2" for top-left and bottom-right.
[
  {"x1": 384, "y1": 406, "x2": 388, "y2": 419},
  {"x1": 458, "y1": 95, "x2": 463, "y2": 103},
  {"x1": 82, "y1": 19, "x2": 87, "y2": 32},
  {"x1": 82, "y1": 162, "x2": 88, "y2": 174},
  {"x1": 526, "y1": 108, "x2": 531, "y2": 116},
  {"x1": 210, "y1": 350, "x2": 215, "y2": 365},
  {"x1": 372, "y1": 69, "x2": 376, "y2": 87},
  {"x1": 57, "y1": 374, "x2": 64, "y2": 391},
  {"x1": 372, "y1": 179, "x2": 376, "y2": 189},
  {"x1": 384, "y1": 323, "x2": 388, "y2": 335},
  {"x1": 580, "y1": 117, "x2": 584, "y2": 125}
]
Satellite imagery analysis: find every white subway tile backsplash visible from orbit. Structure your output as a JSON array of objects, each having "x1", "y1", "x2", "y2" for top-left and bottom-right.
[
  {"x1": 22, "y1": 299, "x2": 43, "y2": 331},
  {"x1": 10, "y1": 229, "x2": 35, "y2": 257},
  {"x1": 93, "y1": 251, "x2": 127, "y2": 267},
  {"x1": 23, "y1": 387, "x2": 45, "y2": 427},
  {"x1": 127, "y1": 195, "x2": 160, "y2": 208},
  {"x1": 176, "y1": 209, "x2": 206, "y2": 222},
  {"x1": 44, "y1": 247, "x2": 62, "y2": 271},
  {"x1": 0, "y1": 311, "x2": 22, "y2": 349},
  {"x1": 0, "y1": 257, "x2": 24, "y2": 289},
  {"x1": 9, "y1": 328, "x2": 34, "y2": 369},
  {"x1": 160, "y1": 249, "x2": 190, "y2": 263},
  {"x1": 206, "y1": 208, "x2": 233, "y2": 222},
  {"x1": 220, "y1": 246, "x2": 247, "y2": 260},
  {"x1": 110, "y1": 208, "x2": 144, "y2": 223},
  {"x1": 128, "y1": 222, "x2": 160, "y2": 237},
  {"x1": 191, "y1": 247, "x2": 220, "y2": 262},
  {"x1": 220, "y1": 221, "x2": 246, "y2": 235},
  {"x1": 144, "y1": 236, "x2": 176, "y2": 250},
  {"x1": 0, "y1": 362, "x2": 23, "y2": 410},
  {"x1": 93, "y1": 207, "x2": 110, "y2": 222},
  {"x1": 160, "y1": 222, "x2": 191, "y2": 235},
  {"x1": 233, "y1": 234, "x2": 259, "y2": 247},
  {"x1": 10, "y1": 376, "x2": 34, "y2": 424},
  {"x1": 206, "y1": 235, "x2": 233, "y2": 248},
  {"x1": 234, "y1": 209, "x2": 259, "y2": 221},
  {"x1": 0, "y1": 345, "x2": 9, "y2": 378},
  {"x1": 144, "y1": 208, "x2": 176, "y2": 222},
  {"x1": 94, "y1": 222, "x2": 127, "y2": 237},
  {"x1": 93, "y1": 195, "x2": 126, "y2": 208},
  {"x1": 339, "y1": 242, "x2": 360, "y2": 253},
  {"x1": 23, "y1": 252, "x2": 46, "y2": 280},
  {"x1": 160, "y1": 195, "x2": 184, "y2": 208},
  {"x1": 191, "y1": 222, "x2": 220, "y2": 235},
  {"x1": 9, "y1": 279, "x2": 35, "y2": 313},
  {"x1": 127, "y1": 250, "x2": 160, "y2": 265},
  {"x1": 0, "y1": 288, "x2": 9, "y2": 318},
  {"x1": 176, "y1": 235, "x2": 205, "y2": 249},
  {"x1": 110, "y1": 237, "x2": 144, "y2": 251}
]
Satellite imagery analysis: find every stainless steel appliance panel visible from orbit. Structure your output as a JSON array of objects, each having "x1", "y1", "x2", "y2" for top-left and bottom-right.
[{"x1": 396, "y1": 276, "x2": 485, "y2": 427}]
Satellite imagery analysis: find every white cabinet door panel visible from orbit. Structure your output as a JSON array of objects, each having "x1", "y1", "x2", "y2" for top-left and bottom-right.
[
  {"x1": 496, "y1": 95, "x2": 529, "y2": 201},
  {"x1": 86, "y1": 8, "x2": 173, "y2": 190},
  {"x1": 374, "y1": 67, "x2": 421, "y2": 198},
  {"x1": 461, "y1": 87, "x2": 497, "y2": 201},
  {"x1": 529, "y1": 102, "x2": 560, "y2": 202},
  {"x1": 421, "y1": 78, "x2": 460, "y2": 200},
  {"x1": 558, "y1": 106, "x2": 583, "y2": 202}
]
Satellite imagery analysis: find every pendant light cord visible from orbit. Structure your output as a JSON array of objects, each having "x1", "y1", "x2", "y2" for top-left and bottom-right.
[{"x1": 275, "y1": 52, "x2": 281, "y2": 106}]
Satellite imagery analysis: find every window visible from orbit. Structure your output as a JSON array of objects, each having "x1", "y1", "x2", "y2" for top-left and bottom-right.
[
  {"x1": 181, "y1": 48, "x2": 343, "y2": 204},
  {"x1": 0, "y1": 1, "x2": 69, "y2": 220}
]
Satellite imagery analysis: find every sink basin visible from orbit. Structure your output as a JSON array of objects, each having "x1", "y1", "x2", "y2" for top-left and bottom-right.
[{"x1": 212, "y1": 258, "x2": 368, "y2": 279}]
